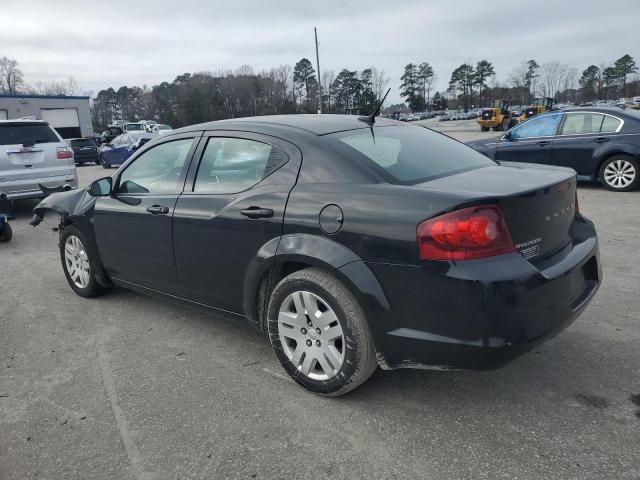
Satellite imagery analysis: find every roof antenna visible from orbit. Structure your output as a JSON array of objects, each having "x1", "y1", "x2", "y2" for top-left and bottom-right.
[{"x1": 359, "y1": 88, "x2": 391, "y2": 125}]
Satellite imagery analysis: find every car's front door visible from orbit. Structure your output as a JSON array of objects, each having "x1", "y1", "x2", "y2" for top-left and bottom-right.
[
  {"x1": 94, "y1": 133, "x2": 200, "y2": 293},
  {"x1": 495, "y1": 113, "x2": 563, "y2": 165},
  {"x1": 551, "y1": 112, "x2": 623, "y2": 177},
  {"x1": 172, "y1": 131, "x2": 301, "y2": 313}
]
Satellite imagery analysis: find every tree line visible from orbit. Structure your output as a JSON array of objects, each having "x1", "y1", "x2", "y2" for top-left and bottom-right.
[
  {"x1": 91, "y1": 62, "x2": 390, "y2": 130},
  {"x1": 398, "y1": 54, "x2": 638, "y2": 113},
  {"x1": 1, "y1": 53, "x2": 638, "y2": 128}
]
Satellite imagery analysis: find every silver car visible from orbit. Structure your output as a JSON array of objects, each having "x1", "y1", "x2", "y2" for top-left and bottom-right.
[{"x1": 0, "y1": 119, "x2": 78, "y2": 200}]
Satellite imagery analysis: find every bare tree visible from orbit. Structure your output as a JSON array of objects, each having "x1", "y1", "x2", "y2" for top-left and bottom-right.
[
  {"x1": 538, "y1": 61, "x2": 571, "y2": 99},
  {"x1": 0, "y1": 56, "x2": 25, "y2": 94},
  {"x1": 371, "y1": 67, "x2": 390, "y2": 102},
  {"x1": 321, "y1": 69, "x2": 335, "y2": 111},
  {"x1": 509, "y1": 62, "x2": 528, "y2": 88}
]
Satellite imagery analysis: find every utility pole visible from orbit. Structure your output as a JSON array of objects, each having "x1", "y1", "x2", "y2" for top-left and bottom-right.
[{"x1": 314, "y1": 27, "x2": 322, "y2": 114}]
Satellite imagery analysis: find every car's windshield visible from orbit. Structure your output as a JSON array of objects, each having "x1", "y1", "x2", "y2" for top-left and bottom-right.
[
  {"x1": 331, "y1": 125, "x2": 495, "y2": 184},
  {"x1": 126, "y1": 124, "x2": 144, "y2": 131},
  {"x1": 158, "y1": 125, "x2": 171, "y2": 130},
  {"x1": 0, "y1": 124, "x2": 59, "y2": 145}
]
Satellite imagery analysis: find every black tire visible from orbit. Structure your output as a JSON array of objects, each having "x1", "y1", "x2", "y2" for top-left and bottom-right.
[
  {"x1": 0, "y1": 222, "x2": 12, "y2": 242},
  {"x1": 100, "y1": 155, "x2": 110, "y2": 169},
  {"x1": 267, "y1": 268, "x2": 377, "y2": 396},
  {"x1": 599, "y1": 155, "x2": 639, "y2": 192},
  {"x1": 95, "y1": 157, "x2": 101, "y2": 165},
  {"x1": 480, "y1": 126, "x2": 490, "y2": 132},
  {"x1": 59, "y1": 225, "x2": 108, "y2": 298}
]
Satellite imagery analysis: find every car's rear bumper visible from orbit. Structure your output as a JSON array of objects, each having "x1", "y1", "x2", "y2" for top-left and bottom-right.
[
  {"x1": 365, "y1": 216, "x2": 601, "y2": 370},
  {"x1": 0, "y1": 174, "x2": 78, "y2": 200},
  {"x1": 75, "y1": 153, "x2": 99, "y2": 163}
]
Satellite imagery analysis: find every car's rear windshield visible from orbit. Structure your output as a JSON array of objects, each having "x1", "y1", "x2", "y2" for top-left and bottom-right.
[
  {"x1": 330, "y1": 125, "x2": 495, "y2": 184},
  {"x1": 127, "y1": 124, "x2": 144, "y2": 130},
  {"x1": 0, "y1": 124, "x2": 59, "y2": 145},
  {"x1": 70, "y1": 139, "x2": 95, "y2": 147}
]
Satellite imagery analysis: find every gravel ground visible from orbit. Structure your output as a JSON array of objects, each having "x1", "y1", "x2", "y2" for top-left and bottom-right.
[{"x1": 1, "y1": 121, "x2": 639, "y2": 480}]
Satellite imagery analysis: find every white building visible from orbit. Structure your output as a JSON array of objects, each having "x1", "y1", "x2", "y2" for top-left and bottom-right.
[{"x1": 0, "y1": 94, "x2": 94, "y2": 139}]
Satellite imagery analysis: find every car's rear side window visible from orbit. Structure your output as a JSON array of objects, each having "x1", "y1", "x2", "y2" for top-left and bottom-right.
[
  {"x1": 600, "y1": 115, "x2": 622, "y2": 133},
  {"x1": 0, "y1": 124, "x2": 59, "y2": 145},
  {"x1": 331, "y1": 125, "x2": 495, "y2": 184}
]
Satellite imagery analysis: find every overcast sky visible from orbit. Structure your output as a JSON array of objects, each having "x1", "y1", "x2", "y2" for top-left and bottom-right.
[{"x1": 3, "y1": 0, "x2": 639, "y2": 103}]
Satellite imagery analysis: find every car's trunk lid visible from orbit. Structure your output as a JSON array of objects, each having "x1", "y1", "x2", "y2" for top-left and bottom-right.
[{"x1": 415, "y1": 162, "x2": 577, "y2": 261}]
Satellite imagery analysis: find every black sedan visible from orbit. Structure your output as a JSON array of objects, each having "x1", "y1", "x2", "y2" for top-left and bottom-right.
[
  {"x1": 67, "y1": 138, "x2": 100, "y2": 165},
  {"x1": 467, "y1": 107, "x2": 640, "y2": 192},
  {"x1": 31, "y1": 115, "x2": 600, "y2": 396}
]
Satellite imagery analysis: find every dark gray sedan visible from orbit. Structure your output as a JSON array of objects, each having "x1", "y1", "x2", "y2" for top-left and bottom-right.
[{"x1": 467, "y1": 107, "x2": 640, "y2": 191}]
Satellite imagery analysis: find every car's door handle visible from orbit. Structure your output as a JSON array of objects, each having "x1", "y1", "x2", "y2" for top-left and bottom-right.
[
  {"x1": 537, "y1": 140, "x2": 551, "y2": 146},
  {"x1": 146, "y1": 205, "x2": 169, "y2": 215},
  {"x1": 594, "y1": 137, "x2": 609, "y2": 143},
  {"x1": 241, "y1": 207, "x2": 274, "y2": 219}
]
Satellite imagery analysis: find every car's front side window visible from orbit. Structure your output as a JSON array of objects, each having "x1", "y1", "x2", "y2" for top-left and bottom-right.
[
  {"x1": 118, "y1": 138, "x2": 194, "y2": 195},
  {"x1": 193, "y1": 137, "x2": 288, "y2": 194},
  {"x1": 510, "y1": 114, "x2": 562, "y2": 139}
]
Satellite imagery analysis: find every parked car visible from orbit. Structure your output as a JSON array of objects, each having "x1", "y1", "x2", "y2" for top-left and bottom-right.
[
  {"x1": 31, "y1": 114, "x2": 601, "y2": 396},
  {"x1": 467, "y1": 107, "x2": 640, "y2": 192},
  {"x1": 153, "y1": 124, "x2": 174, "y2": 134},
  {"x1": 0, "y1": 119, "x2": 77, "y2": 201},
  {"x1": 101, "y1": 126, "x2": 123, "y2": 144},
  {"x1": 123, "y1": 122, "x2": 146, "y2": 133},
  {"x1": 100, "y1": 133, "x2": 156, "y2": 168},
  {"x1": 68, "y1": 138, "x2": 100, "y2": 165}
]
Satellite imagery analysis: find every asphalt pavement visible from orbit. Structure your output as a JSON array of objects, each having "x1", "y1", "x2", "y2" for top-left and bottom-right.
[{"x1": 1, "y1": 121, "x2": 639, "y2": 479}]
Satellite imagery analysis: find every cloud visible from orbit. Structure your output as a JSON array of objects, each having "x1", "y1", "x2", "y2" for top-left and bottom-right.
[{"x1": 3, "y1": 0, "x2": 639, "y2": 103}]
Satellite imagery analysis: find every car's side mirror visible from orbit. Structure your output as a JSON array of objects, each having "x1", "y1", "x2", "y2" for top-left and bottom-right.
[
  {"x1": 88, "y1": 177, "x2": 112, "y2": 197},
  {"x1": 503, "y1": 131, "x2": 513, "y2": 141}
]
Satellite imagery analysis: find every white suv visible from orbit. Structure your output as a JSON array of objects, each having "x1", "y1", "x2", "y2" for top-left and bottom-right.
[{"x1": 0, "y1": 120, "x2": 78, "y2": 201}]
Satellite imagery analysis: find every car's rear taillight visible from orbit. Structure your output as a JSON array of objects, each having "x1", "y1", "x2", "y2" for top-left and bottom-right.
[
  {"x1": 417, "y1": 205, "x2": 515, "y2": 261},
  {"x1": 56, "y1": 146, "x2": 74, "y2": 160}
]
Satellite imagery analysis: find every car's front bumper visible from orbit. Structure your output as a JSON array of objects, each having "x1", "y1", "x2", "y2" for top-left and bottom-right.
[{"x1": 366, "y1": 216, "x2": 601, "y2": 370}]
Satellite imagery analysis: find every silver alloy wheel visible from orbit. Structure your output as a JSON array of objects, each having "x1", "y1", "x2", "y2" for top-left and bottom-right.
[
  {"x1": 604, "y1": 159, "x2": 636, "y2": 189},
  {"x1": 277, "y1": 291, "x2": 345, "y2": 381},
  {"x1": 64, "y1": 235, "x2": 91, "y2": 289}
]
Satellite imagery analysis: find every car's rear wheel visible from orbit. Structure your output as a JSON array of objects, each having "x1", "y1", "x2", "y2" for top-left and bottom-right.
[
  {"x1": 100, "y1": 155, "x2": 110, "y2": 169},
  {"x1": 480, "y1": 126, "x2": 490, "y2": 132},
  {"x1": 59, "y1": 225, "x2": 107, "y2": 297},
  {"x1": 599, "y1": 155, "x2": 639, "y2": 192},
  {"x1": 267, "y1": 268, "x2": 377, "y2": 396}
]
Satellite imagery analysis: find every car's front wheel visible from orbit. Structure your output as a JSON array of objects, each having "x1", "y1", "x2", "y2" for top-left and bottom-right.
[
  {"x1": 59, "y1": 225, "x2": 107, "y2": 297},
  {"x1": 267, "y1": 268, "x2": 377, "y2": 396},
  {"x1": 599, "y1": 155, "x2": 639, "y2": 192}
]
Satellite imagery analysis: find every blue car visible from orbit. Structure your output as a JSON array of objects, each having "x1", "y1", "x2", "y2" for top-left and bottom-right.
[{"x1": 100, "y1": 133, "x2": 156, "y2": 168}]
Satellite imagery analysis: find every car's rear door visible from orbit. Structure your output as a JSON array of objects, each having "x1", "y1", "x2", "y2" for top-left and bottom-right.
[
  {"x1": 172, "y1": 131, "x2": 301, "y2": 313},
  {"x1": 495, "y1": 113, "x2": 563, "y2": 165},
  {"x1": 94, "y1": 133, "x2": 200, "y2": 293},
  {"x1": 551, "y1": 112, "x2": 623, "y2": 177}
]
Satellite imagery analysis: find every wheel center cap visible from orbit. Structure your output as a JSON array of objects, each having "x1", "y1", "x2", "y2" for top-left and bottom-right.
[{"x1": 307, "y1": 329, "x2": 318, "y2": 341}]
